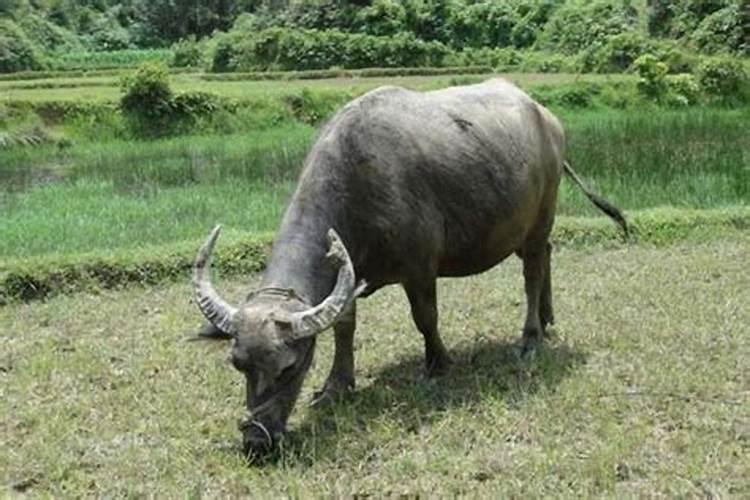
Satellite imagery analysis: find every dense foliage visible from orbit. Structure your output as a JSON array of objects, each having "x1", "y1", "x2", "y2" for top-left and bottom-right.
[{"x1": 1, "y1": 0, "x2": 747, "y2": 73}]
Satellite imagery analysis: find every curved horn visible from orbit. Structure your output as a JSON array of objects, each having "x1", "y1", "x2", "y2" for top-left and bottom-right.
[
  {"x1": 289, "y1": 229, "x2": 366, "y2": 338},
  {"x1": 192, "y1": 225, "x2": 238, "y2": 335}
]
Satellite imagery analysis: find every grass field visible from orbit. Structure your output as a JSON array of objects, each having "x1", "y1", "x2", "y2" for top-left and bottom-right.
[{"x1": 2, "y1": 235, "x2": 748, "y2": 496}]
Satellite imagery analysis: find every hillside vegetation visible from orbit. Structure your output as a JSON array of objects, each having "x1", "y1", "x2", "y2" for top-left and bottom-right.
[{"x1": 1, "y1": 1, "x2": 747, "y2": 73}]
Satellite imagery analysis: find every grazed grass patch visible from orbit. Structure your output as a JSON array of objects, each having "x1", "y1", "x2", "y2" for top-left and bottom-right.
[{"x1": 2, "y1": 237, "x2": 748, "y2": 496}]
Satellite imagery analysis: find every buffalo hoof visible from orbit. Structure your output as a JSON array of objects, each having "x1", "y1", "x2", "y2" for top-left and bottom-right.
[
  {"x1": 310, "y1": 379, "x2": 354, "y2": 408},
  {"x1": 425, "y1": 354, "x2": 453, "y2": 378},
  {"x1": 518, "y1": 342, "x2": 538, "y2": 361}
]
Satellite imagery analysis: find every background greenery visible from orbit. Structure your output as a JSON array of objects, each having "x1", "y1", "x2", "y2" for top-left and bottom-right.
[{"x1": 1, "y1": 0, "x2": 747, "y2": 73}]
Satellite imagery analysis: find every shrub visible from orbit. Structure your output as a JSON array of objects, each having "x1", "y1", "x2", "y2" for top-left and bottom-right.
[
  {"x1": 120, "y1": 64, "x2": 235, "y2": 136},
  {"x1": 695, "y1": 56, "x2": 748, "y2": 100},
  {"x1": 665, "y1": 73, "x2": 701, "y2": 106},
  {"x1": 226, "y1": 28, "x2": 448, "y2": 72},
  {"x1": 653, "y1": 41, "x2": 700, "y2": 73},
  {"x1": 172, "y1": 36, "x2": 204, "y2": 68},
  {"x1": 519, "y1": 51, "x2": 578, "y2": 73},
  {"x1": 120, "y1": 63, "x2": 174, "y2": 137},
  {"x1": 581, "y1": 31, "x2": 654, "y2": 73},
  {"x1": 448, "y1": 2, "x2": 520, "y2": 49},
  {"x1": 538, "y1": 0, "x2": 639, "y2": 55},
  {"x1": 690, "y1": 4, "x2": 743, "y2": 54},
  {"x1": 283, "y1": 88, "x2": 353, "y2": 125},
  {"x1": 282, "y1": 0, "x2": 358, "y2": 31},
  {"x1": 211, "y1": 33, "x2": 242, "y2": 72},
  {"x1": 354, "y1": 0, "x2": 407, "y2": 36},
  {"x1": 17, "y1": 13, "x2": 82, "y2": 53},
  {"x1": 510, "y1": 0, "x2": 558, "y2": 49},
  {"x1": 84, "y1": 13, "x2": 133, "y2": 51},
  {"x1": 0, "y1": 19, "x2": 46, "y2": 73},
  {"x1": 633, "y1": 54, "x2": 669, "y2": 101},
  {"x1": 171, "y1": 91, "x2": 228, "y2": 128}
]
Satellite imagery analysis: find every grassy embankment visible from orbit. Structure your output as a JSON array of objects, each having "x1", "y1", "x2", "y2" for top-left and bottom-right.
[{"x1": 2, "y1": 237, "x2": 748, "y2": 496}]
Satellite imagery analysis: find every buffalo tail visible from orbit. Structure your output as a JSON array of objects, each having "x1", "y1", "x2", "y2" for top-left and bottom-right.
[{"x1": 563, "y1": 161, "x2": 629, "y2": 238}]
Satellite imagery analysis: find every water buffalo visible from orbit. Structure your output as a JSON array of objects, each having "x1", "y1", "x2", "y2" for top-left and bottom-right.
[{"x1": 192, "y1": 78, "x2": 627, "y2": 456}]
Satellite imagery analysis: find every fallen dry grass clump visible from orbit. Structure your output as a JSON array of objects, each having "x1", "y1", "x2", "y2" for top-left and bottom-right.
[{"x1": 2, "y1": 235, "x2": 748, "y2": 496}]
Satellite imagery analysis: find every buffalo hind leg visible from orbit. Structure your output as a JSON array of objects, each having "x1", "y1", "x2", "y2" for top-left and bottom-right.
[
  {"x1": 311, "y1": 304, "x2": 356, "y2": 407},
  {"x1": 540, "y1": 242, "x2": 554, "y2": 330},
  {"x1": 520, "y1": 240, "x2": 549, "y2": 357},
  {"x1": 404, "y1": 279, "x2": 452, "y2": 377}
]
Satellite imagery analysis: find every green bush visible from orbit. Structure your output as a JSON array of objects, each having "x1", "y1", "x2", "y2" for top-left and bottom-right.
[
  {"x1": 282, "y1": 0, "x2": 358, "y2": 31},
  {"x1": 519, "y1": 51, "x2": 578, "y2": 73},
  {"x1": 84, "y1": 12, "x2": 133, "y2": 51},
  {"x1": 448, "y1": 2, "x2": 519, "y2": 49},
  {"x1": 510, "y1": 1, "x2": 558, "y2": 49},
  {"x1": 172, "y1": 36, "x2": 204, "y2": 68},
  {"x1": 633, "y1": 53, "x2": 669, "y2": 101},
  {"x1": 224, "y1": 27, "x2": 448, "y2": 72},
  {"x1": 581, "y1": 31, "x2": 654, "y2": 73},
  {"x1": 171, "y1": 91, "x2": 231, "y2": 131},
  {"x1": 354, "y1": 0, "x2": 407, "y2": 36},
  {"x1": 0, "y1": 19, "x2": 46, "y2": 73},
  {"x1": 690, "y1": 4, "x2": 744, "y2": 54},
  {"x1": 17, "y1": 13, "x2": 83, "y2": 53},
  {"x1": 120, "y1": 63, "x2": 175, "y2": 137},
  {"x1": 695, "y1": 56, "x2": 748, "y2": 100},
  {"x1": 653, "y1": 41, "x2": 700, "y2": 74},
  {"x1": 648, "y1": 0, "x2": 737, "y2": 48},
  {"x1": 665, "y1": 73, "x2": 701, "y2": 106},
  {"x1": 210, "y1": 32, "x2": 242, "y2": 72},
  {"x1": 283, "y1": 88, "x2": 353, "y2": 125},
  {"x1": 538, "y1": 0, "x2": 639, "y2": 55},
  {"x1": 120, "y1": 63, "x2": 235, "y2": 136}
]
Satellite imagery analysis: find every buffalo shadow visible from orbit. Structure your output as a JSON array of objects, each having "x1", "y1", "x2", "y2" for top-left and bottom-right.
[{"x1": 265, "y1": 334, "x2": 586, "y2": 465}]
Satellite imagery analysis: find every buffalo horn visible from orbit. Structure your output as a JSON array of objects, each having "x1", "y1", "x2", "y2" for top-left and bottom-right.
[
  {"x1": 289, "y1": 229, "x2": 365, "y2": 338},
  {"x1": 192, "y1": 225, "x2": 238, "y2": 335}
]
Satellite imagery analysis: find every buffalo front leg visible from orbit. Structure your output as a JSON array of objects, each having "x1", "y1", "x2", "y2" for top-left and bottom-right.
[
  {"x1": 311, "y1": 303, "x2": 356, "y2": 406},
  {"x1": 520, "y1": 241, "x2": 548, "y2": 357},
  {"x1": 404, "y1": 280, "x2": 452, "y2": 377}
]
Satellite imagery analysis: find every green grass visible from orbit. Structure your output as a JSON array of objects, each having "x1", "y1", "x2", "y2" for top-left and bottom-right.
[
  {"x1": 2, "y1": 236, "x2": 748, "y2": 496},
  {"x1": 557, "y1": 106, "x2": 750, "y2": 213},
  {"x1": 0, "y1": 179, "x2": 292, "y2": 258},
  {"x1": 2, "y1": 106, "x2": 747, "y2": 260}
]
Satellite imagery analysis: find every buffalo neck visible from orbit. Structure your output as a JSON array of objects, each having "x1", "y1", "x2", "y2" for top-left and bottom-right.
[{"x1": 260, "y1": 182, "x2": 344, "y2": 306}]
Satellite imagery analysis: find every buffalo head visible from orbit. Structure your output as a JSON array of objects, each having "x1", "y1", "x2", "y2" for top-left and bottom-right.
[{"x1": 192, "y1": 226, "x2": 364, "y2": 457}]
